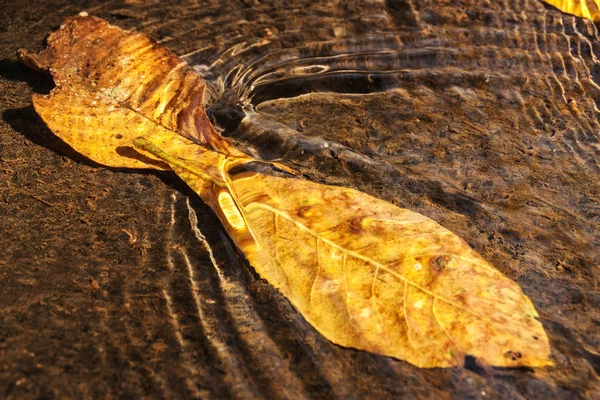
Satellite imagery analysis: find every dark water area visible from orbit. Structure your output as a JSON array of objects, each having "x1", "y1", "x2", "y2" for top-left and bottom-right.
[{"x1": 0, "y1": 0, "x2": 599, "y2": 399}]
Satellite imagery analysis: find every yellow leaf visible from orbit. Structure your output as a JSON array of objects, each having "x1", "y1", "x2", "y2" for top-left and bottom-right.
[
  {"x1": 18, "y1": 14, "x2": 245, "y2": 164},
  {"x1": 21, "y1": 15, "x2": 553, "y2": 368},
  {"x1": 135, "y1": 133, "x2": 553, "y2": 368},
  {"x1": 32, "y1": 85, "x2": 172, "y2": 170},
  {"x1": 543, "y1": 0, "x2": 600, "y2": 21}
]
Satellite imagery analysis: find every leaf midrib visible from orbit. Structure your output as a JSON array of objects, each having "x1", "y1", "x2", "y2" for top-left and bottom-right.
[{"x1": 245, "y1": 201, "x2": 533, "y2": 330}]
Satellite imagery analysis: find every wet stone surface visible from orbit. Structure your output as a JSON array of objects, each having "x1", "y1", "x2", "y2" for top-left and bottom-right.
[{"x1": 1, "y1": 0, "x2": 599, "y2": 398}]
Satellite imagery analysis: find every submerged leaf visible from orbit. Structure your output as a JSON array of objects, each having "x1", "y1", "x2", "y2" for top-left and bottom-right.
[
  {"x1": 20, "y1": 15, "x2": 552, "y2": 368},
  {"x1": 543, "y1": 0, "x2": 600, "y2": 21},
  {"x1": 136, "y1": 133, "x2": 553, "y2": 368}
]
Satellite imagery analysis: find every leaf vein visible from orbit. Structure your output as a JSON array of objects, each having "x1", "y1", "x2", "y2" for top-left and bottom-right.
[
  {"x1": 273, "y1": 213, "x2": 291, "y2": 289},
  {"x1": 402, "y1": 281, "x2": 419, "y2": 353},
  {"x1": 247, "y1": 202, "x2": 532, "y2": 329},
  {"x1": 342, "y1": 253, "x2": 353, "y2": 321},
  {"x1": 308, "y1": 237, "x2": 322, "y2": 309},
  {"x1": 431, "y1": 297, "x2": 463, "y2": 355},
  {"x1": 369, "y1": 265, "x2": 390, "y2": 348}
]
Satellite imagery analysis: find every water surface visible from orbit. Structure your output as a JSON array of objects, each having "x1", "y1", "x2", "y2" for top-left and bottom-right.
[{"x1": 1, "y1": 0, "x2": 598, "y2": 398}]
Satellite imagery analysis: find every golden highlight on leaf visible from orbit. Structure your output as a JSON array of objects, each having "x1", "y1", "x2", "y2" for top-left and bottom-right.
[
  {"x1": 32, "y1": 84, "x2": 172, "y2": 170},
  {"x1": 543, "y1": 0, "x2": 600, "y2": 21},
  {"x1": 18, "y1": 14, "x2": 244, "y2": 158},
  {"x1": 228, "y1": 175, "x2": 550, "y2": 368},
  {"x1": 20, "y1": 15, "x2": 553, "y2": 369}
]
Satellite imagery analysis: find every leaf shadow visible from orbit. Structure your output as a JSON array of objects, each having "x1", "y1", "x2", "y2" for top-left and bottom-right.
[{"x1": 0, "y1": 57, "x2": 54, "y2": 94}]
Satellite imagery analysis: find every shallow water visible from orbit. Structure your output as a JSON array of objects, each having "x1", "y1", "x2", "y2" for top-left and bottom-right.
[{"x1": 1, "y1": 0, "x2": 599, "y2": 398}]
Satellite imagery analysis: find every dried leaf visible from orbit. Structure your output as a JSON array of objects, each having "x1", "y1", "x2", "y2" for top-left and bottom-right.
[
  {"x1": 20, "y1": 15, "x2": 552, "y2": 368},
  {"x1": 543, "y1": 0, "x2": 600, "y2": 21},
  {"x1": 135, "y1": 133, "x2": 553, "y2": 368},
  {"x1": 18, "y1": 14, "x2": 245, "y2": 166}
]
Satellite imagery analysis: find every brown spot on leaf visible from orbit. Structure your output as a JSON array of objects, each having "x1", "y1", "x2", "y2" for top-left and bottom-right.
[
  {"x1": 431, "y1": 255, "x2": 451, "y2": 273},
  {"x1": 348, "y1": 217, "x2": 363, "y2": 233},
  {"x1": 297, "y1": 205, "x2": 311, "y2": 217},
  {"x1": 504, "y1": 351, "x2": 523, "y2": 361}
]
